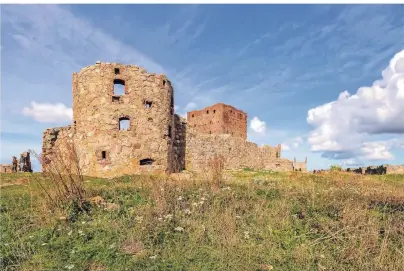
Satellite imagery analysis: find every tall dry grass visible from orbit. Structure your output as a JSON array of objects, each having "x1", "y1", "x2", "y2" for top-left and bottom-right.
[{"x1": 29, "y1": 142, "x2": 87, "y2": 214}]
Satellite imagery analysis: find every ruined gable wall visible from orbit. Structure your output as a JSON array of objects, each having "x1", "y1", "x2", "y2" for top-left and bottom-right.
[
  {"x1": 187, "y1": 103, "x2": 247, "y2": 139},
  {"x1": 184, "y1": 125, "x2": 292, "y2": 171},
  {"x1": 71, "y1": 62, "x2": 175, "y2": 177}
]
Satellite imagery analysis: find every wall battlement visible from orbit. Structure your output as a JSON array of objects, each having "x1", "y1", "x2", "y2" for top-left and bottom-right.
[{"x1": 42, "y1": 62, "x2": 307, "y2": 177}]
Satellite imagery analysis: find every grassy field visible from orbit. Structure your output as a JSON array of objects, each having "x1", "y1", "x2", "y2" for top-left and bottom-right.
[{"x1": 1, "y1": 170, "x2": 403, "y2": 271}]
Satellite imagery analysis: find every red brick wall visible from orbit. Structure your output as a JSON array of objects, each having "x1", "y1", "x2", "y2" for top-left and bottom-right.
[{"x1": 187, "y1": 103, "x2": 247, "y2": 139}]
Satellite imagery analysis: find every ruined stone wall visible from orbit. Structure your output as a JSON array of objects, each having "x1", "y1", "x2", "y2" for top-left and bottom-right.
[
  {"x1": 0, "y1": 164, "x2": 12, "y2": 173},
  {"x1": 293, "y1": 158, "x2": 307, "y2": 172},
  {"x1": 42, "y1": 125, "x2": 75, "y2": 171},
  {"x1": 43, "y1": 62, "x2": 175, "y2": 178},
  {"x1": 384, "y1": 165, "x2": 404, "y2": 174},
  {"x1": 187, "y1": 103, "x2": 247, "y2": 139},
  {"x1": 184, "y1": 126, "x2": 291, "y2": 171}
]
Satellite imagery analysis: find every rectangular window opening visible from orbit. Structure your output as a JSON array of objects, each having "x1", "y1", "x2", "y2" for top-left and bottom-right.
[
  {"x1": 114, "y1": 68, "x2": 120, "y2": 75},
  {"x1": 114, "y1": 79, "x2": 125, "y2": 95},
  {"x1": 119, "y1": 117, "x2": 130, "y2": 130},
  {"x1": 140, "y1": 158, "x2": 154, "y2": 165},
  {"x1": 168, "y1": 125, "x2": 172, "y2": 138},
  {"x1": 101, "y1": 151, "x2": 106, "y2": 159}
]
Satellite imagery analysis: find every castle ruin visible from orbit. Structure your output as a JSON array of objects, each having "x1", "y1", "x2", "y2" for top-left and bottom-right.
[{"x1": 41, "y1": 62, "x2": 307, "y2": 178}]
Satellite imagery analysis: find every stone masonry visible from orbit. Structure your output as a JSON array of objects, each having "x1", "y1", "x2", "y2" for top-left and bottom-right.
[
  {"x1": 0, "y1": 151, "x2": 33, "y2": 173},
  {"x1": 42, "y1": 62, "x2": 307, "y2": 178}
]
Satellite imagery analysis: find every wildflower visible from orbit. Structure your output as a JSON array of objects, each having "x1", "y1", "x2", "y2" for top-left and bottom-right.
[
  {"x1": 201, "y1": 197, "x2": 206, "y2": 201},
  {"x1": 78, "y1": 230, "x2": 84, "y2": 236},
  {"x1": 177, "y1": 196, "x2": 183, "y2": 201},
  {"x1": 149, "y1": 255, "x2": 157, "y2": 260},
  {"x1": 29, "y1": 235, "x2": 34, "y2": 239},
  {"x1": 135, "y1": 216, "x2": 143, "y2": 223},
  {"x1": 109, "y1": 243, "x2": 116, "y2": 249},
  {"x1": 81, "y1": 221, "x2": 86, "y2": 224},
  {"x1": 157, "y1": 217, "x2": 163, "y2": 221},
  {"x1": 174, "y1": 226, "x2": 184, "y2": 232},
  {"x1": 65, "y1": 264, "x2": 75, "y2": 270},
  {"x1": 192, "y1": 202, "x2": 198, "y2": 207},
  {"x1": 235, "y1": 215, "x2": 241, "y2": 219},
  {"x1": 68, "y1": 230, "x2": 73, "y2": 236},
  {"x1": 41, "y1": 243, "x2": 47, "y2": 246},
  {"x1": 164, "y1": 214, "x2": 173, "y2": 221},
  {"x1": 244, "y1": 231, "x2": 250, "y2": 239}
]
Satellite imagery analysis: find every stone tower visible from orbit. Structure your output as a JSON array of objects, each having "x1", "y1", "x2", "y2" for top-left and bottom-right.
[
  {"x1": 43, "y1": 61, "x2": 177, "y2": 177},
  {"x1": 187, "y1": 103, "x2": 247, "y2": 139}
]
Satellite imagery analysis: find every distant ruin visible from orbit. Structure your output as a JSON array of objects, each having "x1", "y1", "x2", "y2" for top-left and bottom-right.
[
  {"x1": 0, "y1": 151, "x2": 33, "y2": 173},
  {"x1": 40, "y1": 62, "x2": 307, "y2": 178}
]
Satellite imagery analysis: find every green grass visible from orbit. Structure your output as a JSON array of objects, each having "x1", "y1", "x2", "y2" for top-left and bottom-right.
[{"x1": 1, "y1": 171, "x2": 403, "y2": 270}]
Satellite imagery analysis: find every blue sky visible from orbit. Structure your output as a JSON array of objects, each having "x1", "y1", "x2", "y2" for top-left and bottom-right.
[{"x1": 1, "y1": 4, "x2": 404, "y2": 171}]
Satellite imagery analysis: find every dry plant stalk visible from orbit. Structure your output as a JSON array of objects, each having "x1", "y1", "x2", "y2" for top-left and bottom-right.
[
  {"x1": 204, "y1": 154, "x2": 225, "y2": 190},
  {"x1": 29, "y1": 142, "x2": 87, "y2": 210}
]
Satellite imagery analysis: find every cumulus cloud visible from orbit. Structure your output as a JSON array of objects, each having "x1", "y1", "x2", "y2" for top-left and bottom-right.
[
  {"x1": 307, "y1": 49, "x2": 404, "y2": 161},
  {"x1": 250, "y1": 116, "x2": 266, "y2": 134},
  {"x1": 22, "y1": 101, "x2": 73, "y2": 123}
]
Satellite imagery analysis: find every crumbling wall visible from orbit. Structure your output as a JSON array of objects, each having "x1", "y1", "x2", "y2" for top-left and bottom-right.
[
  {"x1": 42, "y1": 125, "x2": 75, "y2": 172},
  {"x1": 187, "y1": 103, "x2": 247, "y2": 139},
  {"x1": 0, "y1": 164, "x2": 12, "y2": 173},
  {"x1": 384, "y1": 165, "x2": 404, "y2": 174},
  {"x1": 43, "y1": 62, "x2": 176, "y2": 178},
  {"x1": 293, "y1": 158, "x2": 307, "y2": 172},
  {"x1": 184, "y1": 126, "x2": 292, "y2": 171}
]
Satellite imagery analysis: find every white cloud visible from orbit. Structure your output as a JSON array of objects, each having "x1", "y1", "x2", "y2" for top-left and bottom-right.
[
  {"x1": 250, "y1": 116, "x2": 266, "y2": 134},
  {"x1": 281, "y1": 143, "x2": 291, "y2": 151},
  {"x1": 307, "y1": 49, "x2": 404, "y2": 161},
  {"x1": 22, "y1": 101, "x2": 73, "y2": 123}
]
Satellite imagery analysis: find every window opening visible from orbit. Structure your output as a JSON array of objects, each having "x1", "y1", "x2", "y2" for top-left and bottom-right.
[
  {"x1": 145, "y1": 101, "x2": 152, "y2": 108},
  {"x1": 119, "y1": 117, "x2": 130, "y2": 130},
  {"x1": 168, "y1": 125, "x2": 172, "y2": 138},
  {"x1": 101, "y1": 151, "x2": 106, "y2": 159},
  {"x1": 140, "y1": 158, "x2": 154, "y2": 165},
  {"x1": 114, "y1": 68, "x2": 120, "y2": 75},
  {"x1": 213, "y1": 110, "x2": 216, "y2": 113},
  {"x1": 163, "y1": 80, "x2": 166, "y2": 86},
  {"x1": 113, "y1": 79, "x2": 125, "y2": 95},
  {"x1": 206, "y1": 110, "x2": 209, "y2": 114}
]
